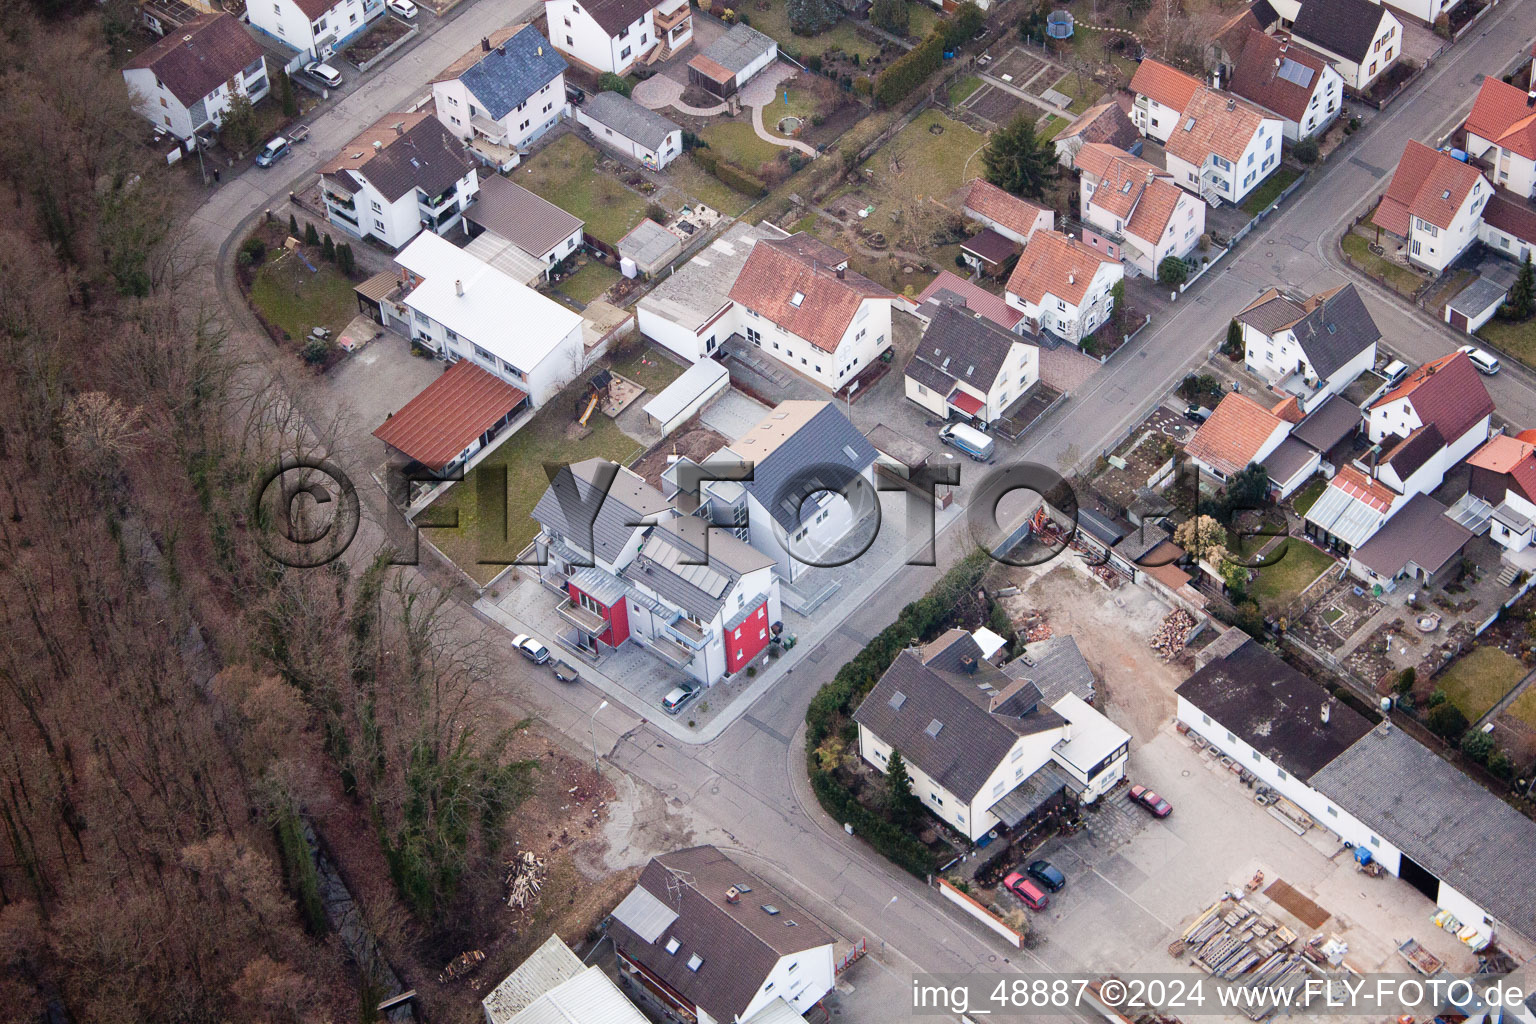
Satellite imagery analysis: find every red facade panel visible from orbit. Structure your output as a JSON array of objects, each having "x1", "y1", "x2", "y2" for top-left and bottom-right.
[
  {"x1": 567, "y1": 582, "x2": 629, "y2": 647},
  {"x1": 725, "y1": 602, "x2": 770, "y2": 674}
]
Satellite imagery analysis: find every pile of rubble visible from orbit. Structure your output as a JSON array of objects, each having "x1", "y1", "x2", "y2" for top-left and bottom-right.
[
  {"x1": 438, "y1": 949, "x2": 485, "y2": 984},
  {"x1": 504, "y1": 850, "x2": 545, "y2": 911},
  {"x1": 1150, "y1": 610, "x2": 1197, "y2": 659},
  {"x1": 1018, "y1": 612, "x2": 1052, "y2": 643}
]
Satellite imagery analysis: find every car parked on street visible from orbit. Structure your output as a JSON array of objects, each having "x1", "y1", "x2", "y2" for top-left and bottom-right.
[
  {"x1": 1128, "y1": 784, "x2": 1172, "y2": 817},
  {"x1": 304, "y1": 61, "x2": 344, "y2": 88},
  {"x1": 255, "y1": 136, "x2": 292, "y2": 167},
  {"x1": 1459, "y1": 344, "x2": 1500, "y2": 375},
  {"x1": 386, "y1": 0, "x2": 418, "y2": 16},
  {"x1": 513, "y1": 634, "x2": 550, "y2": 664},
  {"x1": 661, "y1": 681, "x2": 700, "y2": 715},
  {"x1": 1027, "y1": 860, "x2": 1065, "y2": 892},
  {"x1": 1002, "y1": 871, "x2": 1050, "y2": 910}
]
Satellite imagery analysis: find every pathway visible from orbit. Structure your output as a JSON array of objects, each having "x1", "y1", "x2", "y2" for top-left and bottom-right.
[
  {"x1": 742, "y1": 63, "x2": 819, "y2": 157},
  {"x1": 632, "y1": 74, "x2": 728, "y2": 115},
  {"x1": 978, "y1": 69, "x2": 1073, "y2": 119}
]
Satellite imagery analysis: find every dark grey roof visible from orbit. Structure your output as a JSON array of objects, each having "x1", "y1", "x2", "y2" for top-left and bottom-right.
[
  {"x1": 865, "y1": 424, "x2": 931, "y2": 470},
  {"x1": 464, "y1": 175, "x2": 583, "y2": 256},
  {"x1": 1176, "y1": 639, "x2": 1373, "y2": 778},
  {"x1": 1113, "y1": 521, "x2": 1170, "y2": 562},
  {"x1": 1076, "y1": 508, "x2": 1127, "y2": 545},
  {"x1": 1260, "y1": 436, "x2": 1316, "y2": 485},
  {"x1": 1449, "y1": 276, "x2": 1508, "y2": 318},
  {"x1": 1381, "y1": 423, "x2": 1444, "y2": 482},
  {"x1": 125, "y1": 13, "x2": 264, "y2": 108},
  {"x1": 1236, "y1": 291, "x2": 1306, "y2": 335},
  {"x1": 904, "y1": 350, "x2": 957, "y2": 394},
  {"x1": 741, "y1": 404, "x2": 878, "y2": 532},
  {"x1": 1311, "y1": 727, "x2": 1536, "y2": 943},
  {"x1": 1287, "y1": 285, "x2": 1380, "y2": 382},
  {"x1": 454, "y1": 25, "x2": 567, "y2": 120},
  {"x1": 908, "y1": 303, "x2": 1021, "y2": 395},
  {"x1": 626, "y1": 519, "x2": 771, "y2": 620},
  {"x1": 1291, "y1": 394, "x2": 1361, "y2": 453},
  {"x1": 610, "y1": 846, "x2": 834, "y2": 1024},
  {"x1": 584, "y1": 91, "x2": 681, "y2": 151},
  {"x1": 1350, "y1": 493, "x2": 1472, "y2": 578},
  {"x1": 1250, "y1": 0, "x2": 1279, "y2": 27},
  {"x1": 357, "y1": 117, "x2": 474, "y2": 203},
  {"x1": 531, "y1": 460, "x2": 672, "y2": 565},
  {"x1": 1292, "y1": 0, "x2": 1391, "y2": 62},
  {"x1": 697, "y1": 22, "x2": 776, "y2": 74},
  {"x1": 580, "y1": 0, "x2": 660, "y2": 35},
  {"x1": 1009, "y1": 636, "x2": 1096, "y2": 705}
]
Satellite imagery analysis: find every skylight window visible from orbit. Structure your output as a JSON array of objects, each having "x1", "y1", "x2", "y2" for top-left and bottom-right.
[
  {"x1": 687, "y1": 954, "x2": 704, "y2": 972},
  {"x1": 842, "y1": 444, "x2": 860, "y2": 460},
  {"x1": 790, "y1": 291, "x2": 805, "y2": 307},
  {"x1": 926, "y1": 719, "x2": 944, "y2": 738},
  {"x1": 1441, "y1": 190, "x2": 1451, "y2": 200},
  {"x1": 1121, "y1": 180, "x2": 1133, "y2": 193},
  {"x1": 665, "y1": 938, "x2": 681, "y2": 954},
  {"x1": 761, "y1": 904, "x2": 781, "y2": 915},
  {"x1": 1183, "y1": 116, "x2": 1196, "y2": 131},
  {"x1": 888, "y1": 691, "x2": 907, "y2": 710}
]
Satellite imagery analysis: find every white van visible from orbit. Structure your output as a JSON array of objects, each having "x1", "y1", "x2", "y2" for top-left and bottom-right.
[
  {"x1": 939, "y1": 421, "x2": 996, "y2": 462},
  {"x1": 1459, "y1": 344, "x2": 1500, "y2": 375}
]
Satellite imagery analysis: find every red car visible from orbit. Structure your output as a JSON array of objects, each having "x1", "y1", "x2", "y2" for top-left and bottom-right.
[
  {"x1": 1128, "y1": 784, "x2": 1172, "y2": 817},
  {"x1": 1002, "y1": 871, "x2": 1050, "y2": 910}
]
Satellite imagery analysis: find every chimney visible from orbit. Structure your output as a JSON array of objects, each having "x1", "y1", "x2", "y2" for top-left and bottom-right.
[
  {"x1": 1226, "y1": 97, "x2": 1235, "y2": 111},
  {"x1": 1320, "y1": 699, "x2": 1332, "y2": 725},
  {"x1": 725, "y1": 886, "x2": 741, "y2": 904},
  {"x1": 1527, "y1": 88, "x2": 1536, "y2": 108},
  {"x1": 455, "y1": 279, "x2": 464, "y2": 296},
  {"x1": 497, "y1": 43, "x2": 506, "y2": 55},
  {"x1": 372, "y1": 139, "x2": 382, "y2": 151},
  {"x1": 394, "y1": 121, "x2": 405, "y2": 136},
  {"x1": 481, "y1": 36, "x2": 491, "y2": 51},
  {"x1": 836, "y1": 266, "x2": 845, "y2": 279}
]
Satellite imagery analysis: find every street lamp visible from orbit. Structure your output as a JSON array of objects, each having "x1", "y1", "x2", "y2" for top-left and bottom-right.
[
  {"x1": 590, "y1": 699, "x2": 609, "y2": 774},
  {"x1": 879, "y1": 895, "x2": 897, "y2": 953}
]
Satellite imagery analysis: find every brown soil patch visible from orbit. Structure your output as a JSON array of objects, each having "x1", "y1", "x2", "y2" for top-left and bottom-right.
[{"x1": 631, "y1": 418, "x2": 730, "y2": 491}]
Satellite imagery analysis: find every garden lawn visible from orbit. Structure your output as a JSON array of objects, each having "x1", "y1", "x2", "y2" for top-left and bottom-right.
[
  {"x1": 772, "y1": 82, "x2": 822, "y2": 126},
  {"x1": 608, "y1": 344, "x2": 687, "y2": 393},
  {"x1": 1438, "y1": 647, "x2": 1528, "y2": 722},
  {"x1": 556, "y1": 260, "x2": 620, "y2": 305},
  {"x1": 1289, "y1": 476, "x2": 1327, "y2": 516},
  {"x1": 701, "y1": 119, "x2": 785, "y2": 170},
  {"x1": 1342, "y1": 233, "x2": 1427, "y2": 298},
  {"x1": 516, "y1": 134, "x2": 648, "y2": 245},
  {"x1": 662, "y1": 156, "x2": 751, "y2": 216},
  {"x1": 1478, "y1": 317, "x2": 1536, "y2": 370},
  {"x1": 419, "y1": 388, "x2": 645, "y2": 585},
  {"x1": 1045, "y1": 71, "x2": 1103, "y2": 113},
  {"x1": 859, "y1": 108, "x2": 987, "y2": 216},
  {"x1": 1240, "y1": 166, "x2": 1302, "y2": 216},
  {"x1": 1247, "y1": 538, "x2": 1336, "y2": 613},
  {"x1": 746, "y1": 6, "x2": 881, "y2": 60},
  {"x1": 949, "y1": 75, "x2": 983, "y2": 105},
  {"x1": 248, "y1": 258, "x2": 359, "y2": 341},
  {"x1": 907, "y1": 2, "x2": 938, "y2": 41},
  {"x1": 1037, "y1": 114, "x2": 1067, "y2": 141},
  {"x1": 1507, "y1": 682, "x2": 1536, "y2": 730}
]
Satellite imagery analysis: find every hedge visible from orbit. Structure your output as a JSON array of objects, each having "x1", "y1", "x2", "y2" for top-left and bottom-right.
[
  {"x1": 690, "y1": 147, "x2": 766, "y2": 197},
  {"x1": 811, "y1": 769, "x2": 936, "y2": 876},
  {"x1": 874, "y1": 28, "x2": 944, "y2": 107}
]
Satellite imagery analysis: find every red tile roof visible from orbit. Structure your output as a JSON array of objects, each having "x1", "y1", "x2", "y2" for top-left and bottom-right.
[
  {"x1": 1005, "y1": 230, "x2": 1118, "y2": 308},
  {"x1": 1369, "y1": 350, "x2": 1494, "y2": 444},
  {"x1": 1375, "y1": 140, "x2": 1487, "y2": 236},
  {"x1": 916, "y1": 271, "x2": 1025, "y2": 332},
  {"x1": 1465, "y1": 76, "x2": 1536, "y2": 163},
  {"x1": 1467, "y1": 434, "x2": 1535, "y2": 473},
  {"x1": 1272, "y1": 395, "x2": 1304, "y2": 423},
  {"x1": 1482, "y1": 188, "x2": 1536, "y2": 247},
  {"x1": 1164, "y1": 87, "x2": 1274, "y2": 166},
  {"x1": 1184, "y1": 392, "x2": 1285, "y2": 476},
  {"x1": 1329, "y1": 464, "x2": 1396, "y2": 513},
  {"x1": 124, "y1": 13, "x2": 263, "y2": 109},
  {"x1": 963, "y1": 179, "x2": 1051, "y2": 241},
  {"x1": 1129, "y1": 58, "x2": 1202, "y2": 112},
  {"x1": 728, "y1": 234, "x2": 893, "y2": 353},
  {"x1": 1518, "y1": 429, "x2": 1536, "y2": 444},
  {"x1": 373, "y1": 361, "x2": 528, "y2": 469},
  {"x1": 1077, "y1": 143, "x2": 1167, "y2": 219},
  {"x1": 1227, "y1": 28, "x2": 1330, "y2": 124}
]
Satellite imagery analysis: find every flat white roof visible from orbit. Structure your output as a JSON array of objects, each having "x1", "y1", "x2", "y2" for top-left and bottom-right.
[
  {"x1": 972, "y1": 626, "x2": 1007, "y2": 660},
  {"x1": 644, "y1": 358, "x2": 729, "y2": 425},
  {"x1": 396, "y1": 232, "x2": 581, "y2": 373},
  {"x1": 1051, "y1": 692, "x2": 1129, "y2": 772}
]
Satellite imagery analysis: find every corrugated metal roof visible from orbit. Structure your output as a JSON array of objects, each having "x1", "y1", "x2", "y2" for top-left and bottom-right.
[
  {"x1": 611, "y1": 885, "x2": 679, "y2": 943},
  {"x1": 482, "y1": 934, "x2": 586, "y2": 1024}
]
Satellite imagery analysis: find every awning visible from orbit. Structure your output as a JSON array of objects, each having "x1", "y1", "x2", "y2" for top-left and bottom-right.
[
  {"x1": 948, "y1": 389, "x2": 985, "y2": 416},
  {"x1": 989, "y1": 764, "x2": 1072, "y2": 828}
]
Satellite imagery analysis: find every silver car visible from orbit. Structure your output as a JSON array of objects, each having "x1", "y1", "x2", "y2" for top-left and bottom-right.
[
  {"x1": 304, "y1": 61, "x2": 344, "y2": 88},
  {"x1": 661, "y1": 681, "x2": 700, "y2": 715},
  {"x1": 512, "y1": 633, "x2": 550, "y2": 664}
]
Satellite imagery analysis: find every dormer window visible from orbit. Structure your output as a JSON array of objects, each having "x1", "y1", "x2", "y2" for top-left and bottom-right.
[{"x1": 790, "y1": 291, "x2": 805, "y2": 307}]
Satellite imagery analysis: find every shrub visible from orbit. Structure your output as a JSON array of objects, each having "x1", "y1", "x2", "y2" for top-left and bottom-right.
[
  {"x1": 1394, "y1": 667, "x2": 1416, "y2": 695},
  {"x1": 1427, "y1": 702, "x2": 1468, "y2": 742},
  {"x1": 788, "y1": 0, "x2": 841, "y2": 35},
  {"x1": 809, "y1": 770, "x2": 935, "y2": 876},
  {"x1": 1292, "y1": 136, "x2": 1319, "y2": 164},
  {"x1": 1157, "y1": 255, "x2": 1189, "y2": 286},
  {"x1": 716, "y1": 159, "x2": 768, "y2": 196},
  {"x1": 645, "y1": 201, "x2": 669, "y2": 223},
  {"x1": 301, "y1": 337, "x2": 330, "y2": 364},
  {"x1": 303, "y1": 221, "x2": 320, "y2": 246},
  {"x1": 806, "y1": 53, "x2": 823, "y2": 73},
  {"x1": 239, "y1": 236, "x2": 267, "y2": 266},
  {"x1": 853, "y1": 75, "x2": 874, "y2": 97},
  {"x1": 288, "y1": 213, "x2": 300, "y2": 237},
  {"x1": 1460, "y1": 728, "x2": 1495, "y2": 763},
  {"x1": 871, "y1": 0, "x2": 909, "y2": 35},
  {"x1": 787, "y1": 152, "x2": 807, "y2": 173},
  {"x1": 874, "y1": 28, "x2": 944, "y2": 107},
  {"x1": 943, "y1": 1, "x2": 985, "y2": 48},
  {"x1": 681, "y1": 130, "x2": 707, "y2": 151},
  {"x1": 321, "y1": 233, "x2": 336, "y2": 262},
  {"x1": 336, "y1": 242, "x2": 356, "y2": 276},
  {"x1": 1488, "y1": 750, "x2": 1515, "y2": 780},
  {"x1": 598, "y1": 73, "x2": 632, "y2": 97}
]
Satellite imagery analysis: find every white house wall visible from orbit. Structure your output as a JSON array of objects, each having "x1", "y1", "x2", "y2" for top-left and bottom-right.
[
  {"x1": 124, "y1": 56, "x2": 270, "y2": 140},
  {"x1": 743, "y1": 298, "x2": 891, "y2": 392},
  {"x1": 1408, "y1": 181, "x2": 1487, "y2": 274},
  {"x1": 1133, "y1": 95, "x2": 1185, "y2": 143},
  {"x1": 856, "y1": 723, "x2": 974, "y2": 837},
  {"x1": 1467, "y1": 130, "x2": 1536, "y2": 199},
  {"x1": 738, "y1": 949, "x2": 836, "y2": 1022},
  {"x1": 966, "y1": 728, "x2": 1069, "y2": 840}
]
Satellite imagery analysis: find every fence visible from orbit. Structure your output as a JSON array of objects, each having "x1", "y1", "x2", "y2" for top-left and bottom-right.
[
  {"x1": 1226, "y1": 168, "x2": 1310, "y2": 248},
  {"x1": 935, "y1": 878, "x2": 1024, "y2": 948},
  {"x1": 345, "y1": 19, "x2": 419, "y2": 73}
]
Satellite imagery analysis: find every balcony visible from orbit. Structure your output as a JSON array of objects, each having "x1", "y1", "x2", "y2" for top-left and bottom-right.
[
  {"x1": 648, "y1": 633, "x2": 697, "y2": 669},
  {"x1": 557, "y1": 596, "x2": 608, "y2": 634},
  {"x1": 324, "y1": 191, "x2": 355, "y2": 210},
  {"x1": 419, "y1": 185, "x2": 458, "y2": 212},
  {"x1": 653, "y1": 3, "x2": 690, "y2": 31},
  {"x1": 470, "y1": 113, "x2": 508, "y2": 143},
  {"x1": 666, "y1": 616, "x2": 707, "y2": 647}
]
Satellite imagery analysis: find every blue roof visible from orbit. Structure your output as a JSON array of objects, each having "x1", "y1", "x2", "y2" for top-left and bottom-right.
[{"x1": 457, "y1": 25, "x2": 567, "y2": 121}]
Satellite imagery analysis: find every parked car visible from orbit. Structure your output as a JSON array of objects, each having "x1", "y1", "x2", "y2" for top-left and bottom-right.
[
  {"x1": 551, "y1": 660, "x2": 580, "y2": 684},
  {"x1": 255, "y1": 135, "x2": 292, "y2": 167},
  {"x1": 938, "y1": 421, "x2": 995, "y2": 462},
  {"x1": 1381, "y1": 359, "x2": 1409, "y2": 386},
  {"x1": 1128, "y1": 784, "x2": 1172, "y2": 817},
  {"x1": 565, "y1": 83, "x2": 586, "y2": 105},
  {"x1": 1002, "y1": 871, "x2": 1050, "y2": 910},
  {"x1": 661, "y1": 681, "x2": 700, "y2": 715},
  {"x1": 1027, "y1": 860, "x2": 1066, "y2": 892},
  {"x1": 1183, "y1": 405, "x2": 1210, "y2": 425},
  {"x1": 304, "y1": 61, "x2": 344, "y2": 87},
  {"x1": 513, "y1": 633, "x2": 550, "y2": 664},
  {"x1": 1459, "y1": 344, "x2": 1501, "y2": 375},
  {"x1": 386, "y1": 0, "x2": 417, "y2": 16}
]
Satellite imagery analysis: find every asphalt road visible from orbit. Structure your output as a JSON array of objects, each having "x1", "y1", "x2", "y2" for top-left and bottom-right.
[{"x1": 186, "y1": 3, "x2": 1536, "y2": 1019}]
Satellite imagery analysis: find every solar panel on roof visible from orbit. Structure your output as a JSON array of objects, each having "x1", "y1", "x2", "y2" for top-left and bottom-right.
[{"x1": 1275, "y1": 57, "x2": 1314, "y2": 88}]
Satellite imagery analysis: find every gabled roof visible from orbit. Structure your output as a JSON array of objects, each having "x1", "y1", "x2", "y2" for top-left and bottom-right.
[
  {"x1": 1237, "y1": 287, "x2": 1308, "y2": 335},
  {"x1": 1057, "y1": 101, "x2": 1141, "y2": 151},
  {"x1": 1009, "y1": 635, "x2": 1096, "y2": 705},
  {"x1": 435, "y1": 25, "x2": 567, "y2": 120},
  {"x1": 1468, "y1": 434, "x2": 1536, "y2": 504},
  {"x1": 639, "y1": 220, "x2": 782, "y2": 330},
  {"x1": 1184, "y1": 392, "x2": 1285, "y2": 477},
  {"x1": 1380, "y1": 423, "x2": 1444, "y2": 482},
  {"x1": 627, "y1": 518, "x2": 772, "y2": 620},
  {"x1": 907, "y1": 303, "x2": 1024, "y2": 397},
  {"x1": 1329, "y1": 463, "x2": 1397, "y2": 512},
  {"x1": 1465, "y1": 76, "x2": 1536, "y2": 162},
  {"x1": 464, "y1": 175, "x2": 583, "y2": 257},
  {"x1": 1291, "y1": 0, "x2": 1393, "y2": 63},
  {"x1": 322, "y1": 113, "x2": 474, "y2": 203},
  {"x1": 372, "y1": 361, "x2": 528, "y2": 470},
  {"x1": 124, "y1": 13, "x2": 263, "y2": 108},
  {"x1": 1177, "y1": 638, "x2": 1372, "y2": 778},
  {"x1": 1227, "y1": 27, "x2": 1330, "y2": 124},
  {"x1": 728, "y1": 234, "x2": 892, "y2": 353},
  {"x1": 1350, "y1": 493, "x2": 1471, "y2": 579},
  {"x1": 1005, "y1": 229, "x2": 1118, "y2": 308},
  {"x1": 610, "y1": 846, "x2": 834, "y2": 1024},
  {"x1": 1284, "y1": 284, "x2": 1380, "y2": 381},
  {"x1": 963, "y1": 179, "x2": 1051, "y2": 241},
  {"x1": 482, "y1": 934, "x2": 650, "y2": 1024},
  {"x1": 727, "y1": 401, "x2": 878, "y2": 531},
  {"x1": 531, "y1": 459, "x2": 672, "y2": 564},
  {"x1": 1369, "y1": 350, "x2": 1494, "y2": 444},
  {"x1": 690, "y1": 22, "x2": 775, "y2": 76},
  {"x1": 569, "y1": 0, "x2": 662, "y2": 35},
  {"x1": 1164, "y1": 87, "x2": 1275, "y2": 166},
  {"x1": 1129, "y1": 58, "x2": 1202, "y2": 112},
  {"x1": 916, "y1": 271, "x2": 1025, "y2": 332},
  {"x1": 1482, "y1": 188, "x2": 1536, "y2": 247},
  {"x1": 583, "y1": 91, "x2": 682, "y2": 151},
  {"x1": 1291, "y1": 394, "x2": 1361, "y2": 453},
  {"x1": 1077, "y1": 143, "x2": 1168, "y2": 218},
  {"x1": 1375, "y1": 140, "x2": 1486, "y2": 236}
]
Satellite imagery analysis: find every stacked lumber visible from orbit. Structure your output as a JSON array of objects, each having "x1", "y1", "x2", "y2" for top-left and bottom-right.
[
  {"x1": 437, "y1": 950, "x2": 485, "y2": 984},
  {"x1": 504, "y1": 850, "x2": 545, "y2": 910},
  {"x1": 1150, "y1": 610, "x2": 1197, "y2": 659}
]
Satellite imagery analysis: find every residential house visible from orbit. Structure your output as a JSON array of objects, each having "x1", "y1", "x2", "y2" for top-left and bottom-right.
[
  {"x1": 1004, "y1": 230, "x2": 1123, "y2": 346},
  {"x1": 962, "y1": 178, "x2": 1055, "y2": 246},
  {"x1": 1366, "y1": 350, "x2": 1493, "y2": 458},
  {"x1": 122, "y1": 13, "x2": 269, "y2": 141},
  {"x1": 1467, "y1": 434, "x2": 1536, "y2": 555},
  {"x1": 638, "y1": 221, "x2": 787, "y2": 362},
  {"x1": 1179, "y1": 637, "x2": 1536, "y2": 951},
  {"x1": 853, "y1": 629, "x2": 1129, "y2": 843},
  {"x1": 1464, "y1": 76, "x2": 1536, "y2": 200},
  {"x1": 903, "y1": 303, "x2": 1039, "y2": 428},
  {"x1": 321, "y1": 113, "x2": 479, "y2": 249},
  {"x1": 544, "y1": 0, "x2": 693, "y2": 75},
  {"x1": 1128, "y1": 58, "x2": 1202, "y2": 143},
  {"x1": 914, "y1": 271, "x2": 1027, "y2": 334},
  {"x1": 687, "y1": 23, "x2": 778, "y2": 98},
  {"x1": 431, "y1": 26, "x2": 568, "y2": 171},
  {"x1": 1074, "y1": 142, "x2": 1206, "y2": 279},
  {"x1": 482, "y1": 934, "x2": 649, "y2": 1024},
  {"x1": 575, "y1": 90, "x2": 683, "y2": 169},
  {"x1": 1477, "y1": 187, "x2": 1536, "y2": 263},
  {"x1": 373, "y1": 359, "x2": 533, "y2": 474},
  {"x1": 1375, "y1": 140, "x2": 1490, "y2": 273},
  {"x1": 1378, "y1": 0, "x2": 1457, "y2": 28},
  {"x1": 1224, "y1": 26, "x2": 1343, "y2": 142},
  {"x1": 1236, "y1": 283, "x2": 1381, "y2": 415},
  {"x1": 1183, "y1": 392, "x2": 1317, "y2": 497},
  {"x1": 394, "y1": 231, "x2": 585, "y2": 407},
  {"x1": 1054, "y1": 100, "x2": 1141, "y2": 166},
  {"x1": 692, "y1": 400, "x2": 879, "y2": 584},
  {"x1": 1348, "y1": 493, "x2": 1474, "y2": 587},
  {"x1": 1162, "y1": 88, "x2": 1284, "y2": 207},
  {"x1": 728, "y1": 235, "x2": 896, "y2": 392},
  {"x1": 1258, "y1": 0, "x2": 1402, "y2": 92},
  {"x1": 609, "y1": 846, "x2": 836, "y2": 1024},
  {"x1": 247, "y1": 0, "x2": 382, "y2": 60},
  {"x1": 1288, "y1": 393, "x2": 1364, "y2": 475},
  {"x1": 462, "y1": 174, "x2": 585, "y2": 283}
]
